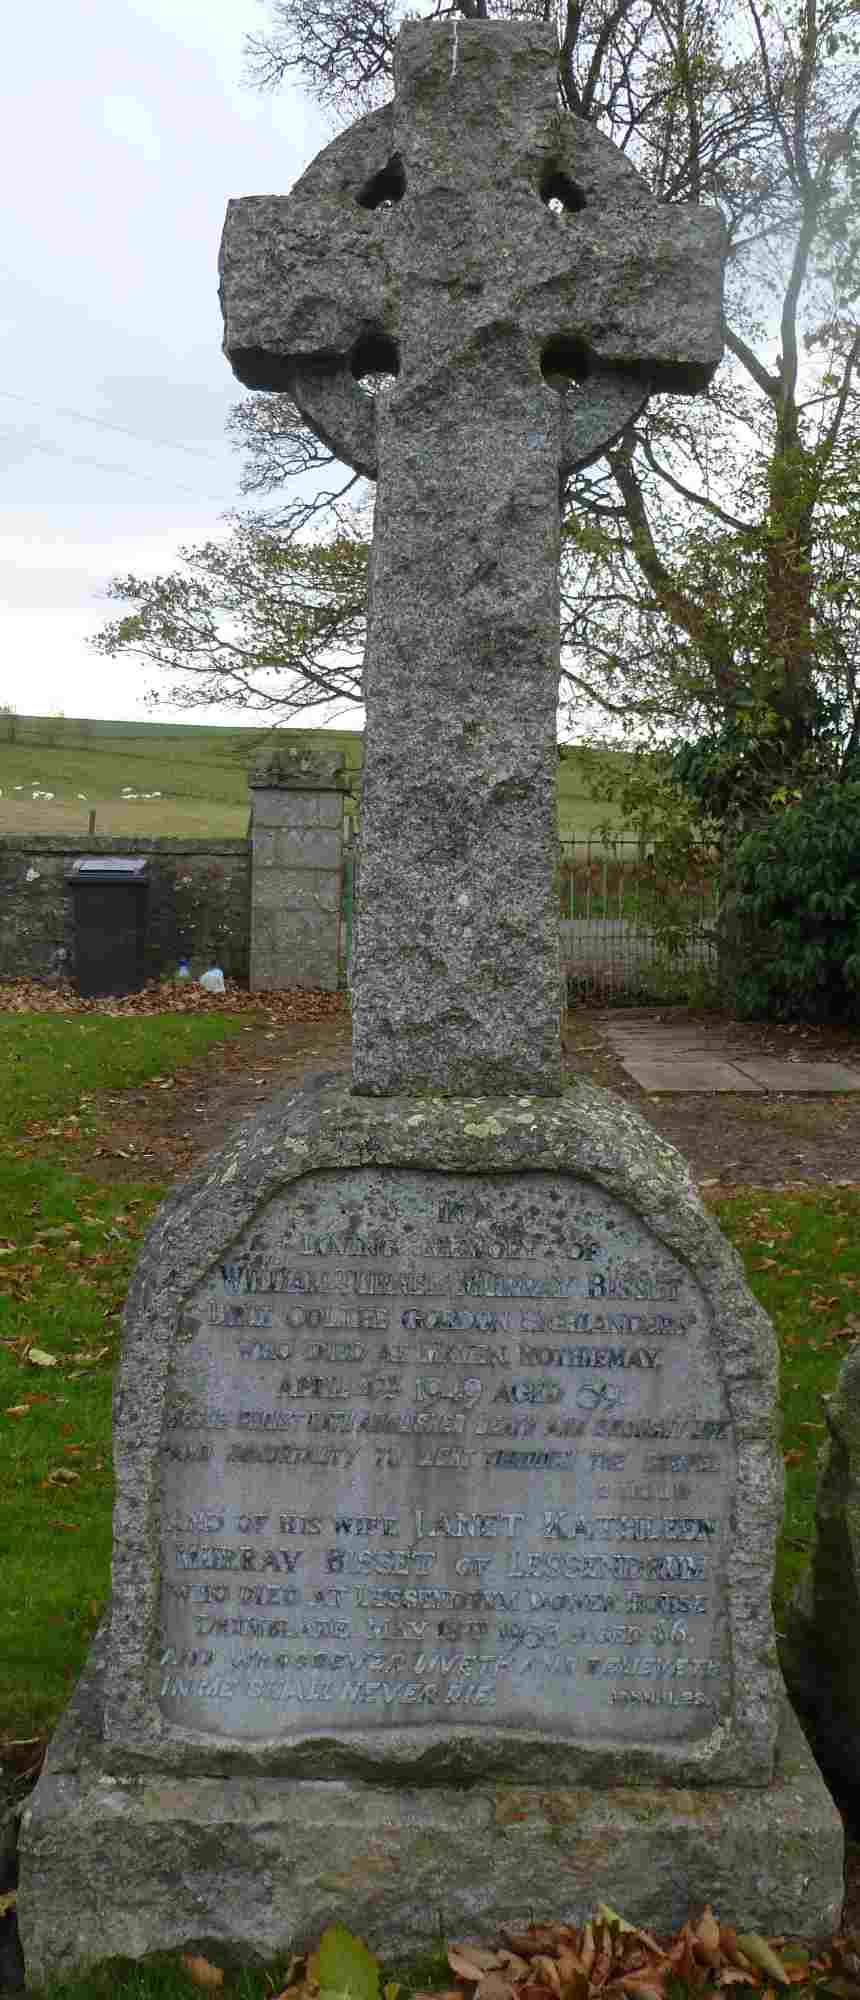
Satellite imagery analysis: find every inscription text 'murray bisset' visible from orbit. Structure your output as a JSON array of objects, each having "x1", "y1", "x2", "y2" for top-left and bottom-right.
[{"x1": 158, "y1": 1170, "x2": 733, "y2": 1743}]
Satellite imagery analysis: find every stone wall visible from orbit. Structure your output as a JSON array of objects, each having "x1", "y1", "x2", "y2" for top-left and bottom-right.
[
  {"x1": 0, "y1": 836, "x2": 251, "y2": 985},
  {"x1": 249, "y1": 743, "x2": 348, "y2": 993}
]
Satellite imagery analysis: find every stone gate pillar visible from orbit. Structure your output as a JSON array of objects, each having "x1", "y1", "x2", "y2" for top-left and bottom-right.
[{"x1": 249, "y1": 743, "x2": 349, "y2": 992}]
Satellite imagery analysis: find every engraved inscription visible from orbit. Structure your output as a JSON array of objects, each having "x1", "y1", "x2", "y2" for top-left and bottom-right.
[{"x1": 158, "y1": 1170, "x2": 733, "y2": 1744}]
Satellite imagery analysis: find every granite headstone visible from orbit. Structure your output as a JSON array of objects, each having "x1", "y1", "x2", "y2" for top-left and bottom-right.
[
  {"x1": 18, "y1": 19, "x2": 842, "y2": 1984},
  {"x1": 104, "y1": 1115, "x2": 777, "y2": 1786}
]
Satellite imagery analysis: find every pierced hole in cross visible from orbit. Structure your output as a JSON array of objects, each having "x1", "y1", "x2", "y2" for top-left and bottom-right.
[
  {"x1": 540, "y1": 336, "x2": 591, "y2": 390},
  {"x1": 351, "y1": 331, "x2": 400, "y2": 397},
  {"x1": 540, "y1": 168, "x2": 586, "y2": 216},
  {"x1": 357, "y1": 154, "x2": 406, "y2": 210}
]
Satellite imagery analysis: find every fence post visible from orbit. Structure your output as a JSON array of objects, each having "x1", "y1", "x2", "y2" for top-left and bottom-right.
[{"x1": 248, "y1": 744, "x2": 350, "y2": 992}]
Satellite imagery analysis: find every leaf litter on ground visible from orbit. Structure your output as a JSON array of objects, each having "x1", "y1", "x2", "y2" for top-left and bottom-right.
[
  {"x1": 266, "y1": 1916, "x2": 860, "y2": 2000},
  {"x1": 439, "y1": 1914, "x2": 839, "y2": 2000},
  {"x1": 0, "y1": 975, "x2": 344, "y2": 1025}
]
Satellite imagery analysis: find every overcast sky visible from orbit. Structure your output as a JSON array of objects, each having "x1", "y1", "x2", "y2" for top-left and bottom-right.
[{"x1": 1, "y1": 0, "x2": 336, "y2": 724}]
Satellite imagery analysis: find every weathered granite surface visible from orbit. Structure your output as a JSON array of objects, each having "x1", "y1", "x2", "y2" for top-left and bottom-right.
[
  {"x1": 18, "y1": 1661, "x2": 843, "y2": 1986},
  {"x1": 219, "y1": 24, "x2": 726, "y2": 442},
  {"x1": 220, "y1": 21, "x2": 727, "y2": 1096},
  {"x1": 782, "y1": 1341, "x2": 860, "y2": 1790},
  {"x1": 63, "y1": 1079, "x2": 784, "y2": 1788}
]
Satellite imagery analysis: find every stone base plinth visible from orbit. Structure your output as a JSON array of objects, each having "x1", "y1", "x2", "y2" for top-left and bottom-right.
[
  {"x1": 16, "y1": 1080, "x2": 845, "y2": 1981},
  {"x1": 18, "y1": 1686, "x2": 843, "y2": 1985}
]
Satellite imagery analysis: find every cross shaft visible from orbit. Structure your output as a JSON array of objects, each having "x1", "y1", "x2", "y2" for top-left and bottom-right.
[{"x1": 221, "y1": 20, "x2": 726, "y2": 1094}]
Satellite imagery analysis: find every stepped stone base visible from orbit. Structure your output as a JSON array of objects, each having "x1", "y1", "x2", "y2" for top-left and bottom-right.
[{"x1": 18, "y1": 1654, "x2": 843, "y2": 1986}]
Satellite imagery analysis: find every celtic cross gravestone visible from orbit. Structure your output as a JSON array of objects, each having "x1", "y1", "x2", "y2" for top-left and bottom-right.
[
  {"x1": 18, "y1": 21, "x2": 843, "y2": 1984},
  {"x1": 220, "y1": 17, "x2": 724, "y2": 1094}
]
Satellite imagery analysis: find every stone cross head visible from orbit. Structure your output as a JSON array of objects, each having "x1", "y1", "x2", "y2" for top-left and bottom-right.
[
  {"x1": 221, "y1": 21, "x2": 726, "y2": 1098},
  {"x1": 220, "y1": 19, "x2": 724, "y2": 480}
]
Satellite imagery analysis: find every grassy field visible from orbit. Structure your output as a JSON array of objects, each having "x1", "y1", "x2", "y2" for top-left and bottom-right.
[
  {"x1": 0, "y1": 715, "x2": 627, "y2": 839},
  {"x1": 0, "y1": 720, "x2": 272, "y2": 838},
  {"x1": 0, "y1": 719, "x2": 364, "y2": 838}
]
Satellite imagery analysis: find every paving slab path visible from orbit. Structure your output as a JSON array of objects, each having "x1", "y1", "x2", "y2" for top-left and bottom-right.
[
  {"x1": 563, "y1": 1008, "x2": 860, "y2": 1189},
  {"x1": 597, "y1": 1015, "x2": 860, "y2": 1095}
]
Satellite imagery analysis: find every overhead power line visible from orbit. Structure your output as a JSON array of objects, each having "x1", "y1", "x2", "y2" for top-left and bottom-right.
[
  {"x1": 0, "y1": 425, "x2": 228, "y2": 502},
  {"x1": 0, "y1": 389, "x2": 228, "y2": 463}
]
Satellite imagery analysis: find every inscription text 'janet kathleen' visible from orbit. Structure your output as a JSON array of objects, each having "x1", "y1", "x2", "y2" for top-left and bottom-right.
[{"x1": 160, "y1": 1169, "x2": 731, "y2": 1744}]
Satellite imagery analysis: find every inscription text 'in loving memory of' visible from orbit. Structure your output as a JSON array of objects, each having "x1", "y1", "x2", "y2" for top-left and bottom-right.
[{"x1": 159, "y1": 1169, "x2": 732, "y2": 1745}]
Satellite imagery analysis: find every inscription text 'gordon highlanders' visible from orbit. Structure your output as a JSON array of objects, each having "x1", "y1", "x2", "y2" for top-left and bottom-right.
[{"x1": 159, "y1": 1169, "x2": 733, "y2": 1745}]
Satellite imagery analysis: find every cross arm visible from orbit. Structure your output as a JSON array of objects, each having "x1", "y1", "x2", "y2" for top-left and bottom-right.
[
  {"x1": 528, "y1": 114, "x2": 727, "y2": 393},
  {"x1": 219, "y1": 102, "x2": 401, "y2": 476}
]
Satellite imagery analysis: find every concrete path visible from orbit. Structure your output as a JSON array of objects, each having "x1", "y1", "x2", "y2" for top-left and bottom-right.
[{"x1": 595, "y1": 1014, "x2": 860, "y2": 1093}]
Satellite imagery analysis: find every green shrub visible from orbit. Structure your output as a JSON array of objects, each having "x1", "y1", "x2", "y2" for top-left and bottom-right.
[{"x1": 726, "y1": 779, "x2": 860, "y2": 1019}]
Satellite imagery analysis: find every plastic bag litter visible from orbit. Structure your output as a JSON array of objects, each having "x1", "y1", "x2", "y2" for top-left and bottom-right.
[{"x1": 199, "y1": 965, "x2": 226, "y2": 993}]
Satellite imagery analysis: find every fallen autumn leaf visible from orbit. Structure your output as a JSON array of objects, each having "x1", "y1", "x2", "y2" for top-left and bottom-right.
[{"x1": 180, "y1": 1953, "x2": 224, "y2": 1989}]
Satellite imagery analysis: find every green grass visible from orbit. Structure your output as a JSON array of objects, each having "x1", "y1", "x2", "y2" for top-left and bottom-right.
[
  {"x1": 713, "y1": 1185, "x2": 860, "y2": 1621},
  {"x1": 27, "y1": 1963, "x2": 276, "y2": 2000},
  {"x1": 0, "y1": 1010, "x2": 245, "y2": 1734},
  {"x1": 0, "y1": 1012, "x2": 245, "y2": 1138},
  {"x1": 28, "y1": 1961, "x2": 302, "y2": 2000},
  {"x1": 25, "y1": 1944, "x2": 453, "y2": 2000},
  {"x1": 0, "y1": 1164, "x2": 164, "y2": 1731}
]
